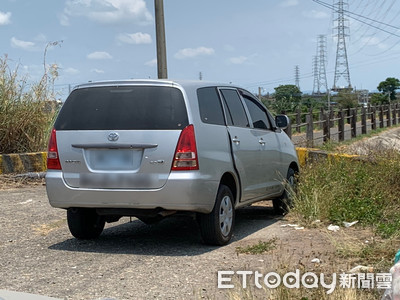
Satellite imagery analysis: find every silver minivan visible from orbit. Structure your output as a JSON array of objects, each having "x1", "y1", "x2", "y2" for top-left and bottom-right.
[{"x1": 46, "y1": 79, "x2": 299, "y2": 245}]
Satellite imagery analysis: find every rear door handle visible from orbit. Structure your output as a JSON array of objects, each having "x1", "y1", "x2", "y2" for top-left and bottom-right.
[
  {"x1": 232, "y1": 137, "x2": 240, "y2": 144},
  {"x1": 259, "y1": 138, "x2": 266, "y2": 145}
]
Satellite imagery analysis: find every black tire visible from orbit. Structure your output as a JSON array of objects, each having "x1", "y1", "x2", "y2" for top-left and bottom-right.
[
  {"x1": 199, "y1": 185, "x2": 235, "y2": 246},
  {"x1": 273, "y1": 168, "x2": 297, "y2": 215},
  {"x1": 67, "y1": 208, "x2": 105, "y2": 239}
]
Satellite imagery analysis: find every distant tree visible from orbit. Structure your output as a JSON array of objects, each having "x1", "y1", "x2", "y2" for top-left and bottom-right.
[
  {"x1": 301, "y1": 97, "x2": 323, "y2": 111},
  {"x1": 377, "y1": 77, "x2": 400, "y2": 101},
  {"x1": 370, "y1": 93, "x2": 389, "y2": 105},
  {"x1": 272, "y1": 84, "x2": 302, "y2": 113},
  {"x1": 337, "y1": 91, "x2": 358, "y2": 108}
]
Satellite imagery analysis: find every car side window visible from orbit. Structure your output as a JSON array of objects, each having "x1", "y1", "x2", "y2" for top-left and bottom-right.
[
  {"x1": 197, "y1": 87, "x2": 225, "y2": 125},
  {"x1": 220, "y1": 89, "x2": 249, "y2": 128},
  {"x1": 243, "y1": 96, "x2": 272, "y2": 130}
]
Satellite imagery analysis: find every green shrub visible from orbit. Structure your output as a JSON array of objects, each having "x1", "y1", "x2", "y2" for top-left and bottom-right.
[{"x1": 0, "y1": 56, "x2": 57, "y2": 154}]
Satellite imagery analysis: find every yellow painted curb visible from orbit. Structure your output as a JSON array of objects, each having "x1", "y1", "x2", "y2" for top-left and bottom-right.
[
  {"x1": 295, "y1": 147, "x2": 360, "y2": 167},
  {"x1": 0, "y1": 152, "x2": 47, "y2": 174},
  {"x1": 295, "y1": 148, "x2": 308, "y2": 167}
]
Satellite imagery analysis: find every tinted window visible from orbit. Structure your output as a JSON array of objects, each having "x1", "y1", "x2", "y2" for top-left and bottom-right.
[
  {"x1": 243, "y1": 97, "x2": 271, "y2": 130},
  {"x1": 54, "y1": 86, "x2": 189, "y2": 130},
  {"x1": 197, "y1": 87, "x2": 225, "y2": 125},
  {"x1": 220, "y1": 89, "x2": 249, "y2": 128}
]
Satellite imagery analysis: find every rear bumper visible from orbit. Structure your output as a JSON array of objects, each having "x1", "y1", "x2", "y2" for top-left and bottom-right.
[{"x1": 46, "y1": 170, "x2": 219, "y2": 214}]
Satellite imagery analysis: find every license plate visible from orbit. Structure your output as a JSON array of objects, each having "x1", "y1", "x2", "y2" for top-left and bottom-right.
[{"x1": 86, "y1": 149, "x2": 142, "y2": 171}]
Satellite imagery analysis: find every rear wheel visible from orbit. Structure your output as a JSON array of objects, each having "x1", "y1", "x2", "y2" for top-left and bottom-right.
[
  {"x1": 199, "y1": 185, "x2": 235, "y2": 246},
  {"x1": 273, "y1": 168, "x2": 297, "y2": 215},
  {"x1": 67, "y1": 208, "x2": 105, "y2": 239}
]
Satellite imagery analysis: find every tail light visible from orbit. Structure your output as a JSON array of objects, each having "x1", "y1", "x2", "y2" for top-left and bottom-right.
[
  {"x1": 171, "y1": 124, "x2": 199, "y2": 171},
  {"x1": 47, "y1": 128, "x2": 61, "y2": 170}
]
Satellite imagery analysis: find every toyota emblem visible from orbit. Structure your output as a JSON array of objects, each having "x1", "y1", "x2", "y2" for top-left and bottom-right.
[{"x1": 108, "y1": 132, "x2": 119, "y2": 142}]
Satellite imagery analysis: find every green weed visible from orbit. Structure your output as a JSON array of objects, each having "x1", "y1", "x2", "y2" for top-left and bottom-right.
[{"x1": 236, "y1": 238, "x2": 278, "y2": 255}]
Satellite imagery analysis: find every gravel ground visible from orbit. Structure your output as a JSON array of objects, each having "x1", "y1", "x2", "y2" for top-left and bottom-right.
[
  {"x1": 0, "y1": 184, "x2": 345, "y2": 300},
  {"x1": 1, "y1": 185, "x2": 319, "y2": 300}
]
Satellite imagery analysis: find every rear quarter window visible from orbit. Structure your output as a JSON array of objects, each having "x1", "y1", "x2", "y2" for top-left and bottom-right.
[
  {"x1": 54, "y1": 86, "x2": 189, "y2": 130},
  {"x1": 197, "y1": 87, "x2": 225, "y2": 125}
]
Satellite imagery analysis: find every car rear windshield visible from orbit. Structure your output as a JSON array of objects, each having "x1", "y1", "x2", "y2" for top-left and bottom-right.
[{"x1": 54, "y1": 86, "x2": 189, "y2": 130}]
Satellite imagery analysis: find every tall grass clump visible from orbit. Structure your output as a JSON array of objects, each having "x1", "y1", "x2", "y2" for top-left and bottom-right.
[
  {"x1": 0, "y1": 56, "x2": 57, "y2": 154},
  {"x1": 292, "y1": 151, "x2": 400, "y2": 237}
]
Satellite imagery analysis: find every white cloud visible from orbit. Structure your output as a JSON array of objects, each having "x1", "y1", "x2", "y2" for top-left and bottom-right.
[
  {"x1": 229, "y1": 56, "x2": 249, "y2": 65},
  {"x1": 302, "y1": 10, "x2": 329, "y2": 19},
  {"x1": 117, "y1": 32, "x2": 152, "y2": 45},
  {"x1": 0, "y1": 11, "x2": 11, "y2": 25},
  {"x1": 10, "y1": 37, "x2": 36, "y2": 51},
  {"x1": 62, "y1": 0, "x2": 153, "y2": 25},
  {"x1": 174, "y1": 47, "x2": 215, "y2": 60},
  {"x1": 280, "y1": 0, "x2": 299, "y2": 8},
  {"x1": 145, "y1": 58, "x2": 157, "y2": 67},
  {"x1": 87, "y1": 51, "x2": 113, "y2": 60},
  {"x1": 91, "y1": 68, "x2": 105, "y2": 74}
]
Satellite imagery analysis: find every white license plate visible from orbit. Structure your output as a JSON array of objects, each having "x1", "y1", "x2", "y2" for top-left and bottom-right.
[{"x1": 86, "y1": 149, "x2": 142, "y2": 171}]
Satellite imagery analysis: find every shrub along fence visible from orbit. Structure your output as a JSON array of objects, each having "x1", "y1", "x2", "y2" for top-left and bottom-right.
[{"x1": 284, "y1": 104, "x2": 400, "y2": 147}]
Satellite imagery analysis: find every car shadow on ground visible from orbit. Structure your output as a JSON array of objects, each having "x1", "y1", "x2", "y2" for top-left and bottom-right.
[{"x1": 49, "y1": 204, "x2": 282, "y2": 256}]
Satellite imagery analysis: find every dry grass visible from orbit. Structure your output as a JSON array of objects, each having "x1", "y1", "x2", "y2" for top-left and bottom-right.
[
  {"x1": 226, "y1": 239, "x2": 382, "y2": 300},
  {"x1": 0, "y1": 174, "x2": 45, "y2": 190},
  {"x1": 0, "y1": 55, "x2": 57, "y2": 154}
]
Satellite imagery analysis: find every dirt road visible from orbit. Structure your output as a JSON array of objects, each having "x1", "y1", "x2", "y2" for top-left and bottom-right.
[{"x1": 343, "y1": 126, "x2": 400, "y2": 155}]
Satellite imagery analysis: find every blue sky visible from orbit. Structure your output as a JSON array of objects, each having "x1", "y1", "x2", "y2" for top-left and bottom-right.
[{"x1": 1, "y1": 0, "x2": 400, "y2": 100}]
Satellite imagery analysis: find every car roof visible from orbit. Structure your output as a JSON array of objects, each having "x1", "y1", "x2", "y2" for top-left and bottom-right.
[{"x1": 72, "y1": 79, "x2": 237, "y2": 91}]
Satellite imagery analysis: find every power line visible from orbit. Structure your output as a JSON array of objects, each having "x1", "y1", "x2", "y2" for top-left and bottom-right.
[{"x1": 312, "y1": 0, "x2": 400, "y2": 37}]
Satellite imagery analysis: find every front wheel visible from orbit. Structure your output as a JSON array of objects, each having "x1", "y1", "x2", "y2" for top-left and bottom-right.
[
  {"x1": 199, "y1": 185, "x2": 235, "y2": 246},
  {"x1": 273, "y1": 168, "x2": 297, "y2": 215},
  {"x1": 67, "y1": 208, "x2": 105, "y2": 239}
]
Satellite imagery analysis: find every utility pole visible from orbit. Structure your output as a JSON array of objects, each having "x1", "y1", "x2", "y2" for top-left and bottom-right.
[{"x1": 154, "y1": 0, "x2": 167, "y2": 79}]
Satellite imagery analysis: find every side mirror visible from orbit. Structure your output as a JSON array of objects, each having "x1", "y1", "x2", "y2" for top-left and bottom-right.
[{"x1": 275, "y1": 115, "x2": 290, "y2": 129}]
